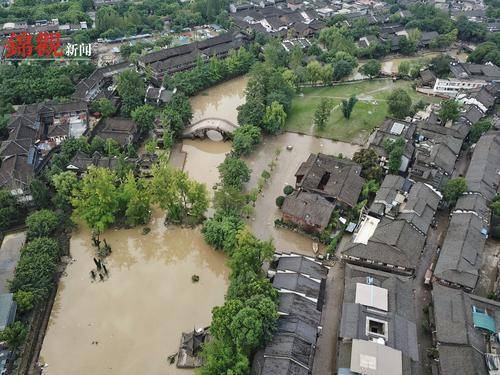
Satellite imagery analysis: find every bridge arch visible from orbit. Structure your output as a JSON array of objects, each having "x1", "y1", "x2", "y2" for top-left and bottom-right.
[{"x1": 183, "y1": 118, "x2": 239, "y2": 139}]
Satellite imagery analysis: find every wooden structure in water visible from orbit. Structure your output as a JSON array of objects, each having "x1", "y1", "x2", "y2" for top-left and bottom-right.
[{"x1": 176, "y1": 327, "x2": 210, "y2": 368}]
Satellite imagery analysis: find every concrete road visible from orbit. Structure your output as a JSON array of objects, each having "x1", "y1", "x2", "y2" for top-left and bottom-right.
[
  {"x1": 312, "y1": 261, "x2": 345, "y2": 375},
  {"x1": 413, "y1": 209, "x2": 450, "y2": 375},
  {"x1": 0, "y1": 231, "x2": 26, "y2": 293}
]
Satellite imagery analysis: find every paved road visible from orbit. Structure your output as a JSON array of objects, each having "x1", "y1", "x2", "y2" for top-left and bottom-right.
[
  {"x1": 0, "y1": 231, "x2": 26, "y2": 293},
  {"x1": 312, "y1": 261, "x2": 345, "y2": 375},
  {"x1": 413, "y1": 209, "x2": 450, "y2": 375}
]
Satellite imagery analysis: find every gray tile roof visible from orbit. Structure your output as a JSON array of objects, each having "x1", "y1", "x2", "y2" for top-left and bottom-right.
[
  {"x1": 295, "y1": 153, "x2": 365, "y2": 208},
  {"x1": 276, "y1": 254, "x2": 328, "y2": 280},
  {"x1": 433, "y1": 284, "x2": 494, "y2": 346},
  {"x1": 398, "y1": 182, "x2": 441, "y2": 234},
  {"x1": 455, "y1": 194, "x2": 491, "y2": 225},
  {"x1": 369, "y1": 175, "x2": 406, "y2": 217},
  {"x1": 342, "y1": 218, "x2": 425, "y2": 270},
  {"x1": 273, "y1": 273, "x2": 322, "y2": 300},
  {"x1": 434, "y1": 212, "x2": 488, "y2": 290},
  {"x1": 281, "y1": 190, "x2": 335, "y2": 231},
  {"x1": 465, "y1": 131, "x2": 500, "y2": 201},
  {"x1": 340, "y1": 265, "x2": 418, "y2": 361}
]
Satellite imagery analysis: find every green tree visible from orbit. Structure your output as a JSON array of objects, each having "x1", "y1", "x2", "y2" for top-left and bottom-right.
[
  {"x1": 218, "y1": 156, "x2": 251, "y2": 191},
  {"x1": 122, "y1": 171, "x2": 151, "y2": 225},
  {"x1": 162, "y1": 107, "x2": 185, "y2": 140},
  {"x1": 438, "y1": 99, "x2": 460, "y2": 123},
  {"x1": 341, "y1": 95, "x2": 358, "y2": 119},
  {"x1": 149, "y1": 163, "x2": 208, "y2": 224},
  {"x1": 306, "y1": 60, "x2": 323, "y2": 85},
  {"x1": 360, "y1": 59, "x2": 381, "y2": 78},
  {"x1": 26, "y1": 210, "x2": 59, "y2": 239},
  {"x1": 29, "y1": 179, "x2": 49, "y2": 209},
  {"x1": 213, "y1": 185, "x2": 246, "y2": 216},
  {"x1": 398, "y1": 61, "x2": 411, "y2": 76},
  {"x1": 116, "y1": 69, "x2": 145, "y2": 116},
  {"x1": 202, "y1": 214, "x2": 244, "y2": 254},
  {"x1": 131, "y1": 104, "x2": 156, "y2": 135},
  {"x1": 0, "y1": 189, "x2": 20, "y2": 231},
  {"x1": 442, "y1": 177, "x2": 467, "y2": 205},
  {"x1": 262, "y1": 101, "x2": 286, "y2": 135},
  {"x1": 353, "y1": 148, "x2": 383, "y2": 181},
  {"x1": 314, "y1": 98, "x2": 333, "y2": 130},
  {"x1": 229, "y1": 229, "x2": 274, "y2": 277},
  {"x1": 13, "y1": 290, "x2": 35, "y2": 314},
  {"x1": 232, "y1": 125, "x2": 261, "y2": 156},
  {"x1": 383, "y1": 137, "x2": 406, "y2": 173},
  {"x1": 71, "y1": 166, "x2": 121, "y2": 233},
  {"x1": 398, "y1": 36, "x2": 417, "y2": 55},
  {"x1": 90, "y1": 98, "x2": 116, "y2": 118},
  {"x1": 52, "y1": 171, "x2": 79, "y2": 209},
  {"x1": 388, "y1": 89, "x2": 412, "y2": 119},
  {"x1": 0, "y1": 321, "x2": 27, "y2": 350},
  {"x1": 468, "y1": 119, "x2": 491, "y2": 145},
  {"x1": 361, "y1": 180, "x2": 380, "y2": 199}
]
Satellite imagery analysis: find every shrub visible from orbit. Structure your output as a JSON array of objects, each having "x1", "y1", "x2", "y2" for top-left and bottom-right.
[
  {"x1": 276, "y1": 196, "x2": 285, "y2": 208},
  {"x1": 283, "y1": 185, "x2": 294, "y2": 195},
  {"x1": 26, "y1": 209, "x2": 59, "y2": 239}
]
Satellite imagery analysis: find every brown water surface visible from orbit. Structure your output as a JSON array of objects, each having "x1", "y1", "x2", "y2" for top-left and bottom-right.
[
  {"x1": 190, "y1": 76, "x2": 248, "y2": 125},
  {"x1": 39, "y1": 211, "x2": 228, "y2": 375},
  {"x1": 244, "y1": 133, "x2": 361, "y2": 255}
]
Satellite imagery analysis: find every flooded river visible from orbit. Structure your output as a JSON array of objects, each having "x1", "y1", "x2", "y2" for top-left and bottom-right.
[
  {"x1": 39, "y1": 211, "x2": 228, "y2": 375},
  {"x1": 190, "y1": 76, "x2": 248, "y2": 125}
]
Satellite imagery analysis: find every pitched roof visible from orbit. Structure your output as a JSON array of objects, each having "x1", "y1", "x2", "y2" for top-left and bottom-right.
[
  {"x1": 0, "y1": 153, "x2": 34, "y2": 191},
  {"x1": 94, "y1": 117, "x2": 138, "y2": 147},
  {"x1": 398, "y1": 182, "x2": 441, "y2": 234},
  {"x1": 276, "y1": 253, "x2": 328, "y2": 280},
  {"x1": 295, "y1": 153, "x2": 365, "y2": 207},
  {"x1": 342, "y1": 218, "x2": 425, "y2": 269},
  {"x1": 465, "y1": 131, "x2": 500, "y2": 201},
  {"x1": 369, "y1": 175, "x2": 406, "y2": 217},
  {"x1": 433, "y1": 212, "x2": 487, "y2": 290},
  {"x1": 340, "y1": 265, "x2": 418, "y2": 361},
  {"x1": 281, "y1": 190, "x2": 335, "y2": 231}
]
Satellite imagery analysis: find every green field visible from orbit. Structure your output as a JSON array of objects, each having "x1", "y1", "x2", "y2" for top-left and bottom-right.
[{"x1": 285, "y1": 79, "x2": 441, "y2": 144}]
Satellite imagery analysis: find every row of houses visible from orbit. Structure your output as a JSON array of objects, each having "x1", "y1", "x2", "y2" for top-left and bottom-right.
[
  {"x1": 137, "y1": 31, "x2": 253, "y2": 85},
  {"x1": 0, "y1": 100, "x2": 88, "y2": 201},
  {"x1": 252, "y1": 252, "x2": 329, "y2": 374},
  {"x1": 0, "y1": 19, "x2": 88, "y2": 39},
  {"x1": 432, "y1": 62, "x2": 500, "y2": 97}
]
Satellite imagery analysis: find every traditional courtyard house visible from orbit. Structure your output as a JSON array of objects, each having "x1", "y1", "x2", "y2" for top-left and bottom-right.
[
  {"x1": 92, "y1": 117, "x2": 138, "y2": 148},
  {"x1": 138, "y1": 32, "x2": 252, "y2": 84},
  {"x1": 368, "y1": 119, "x2": 416, "y2": 173},
  {"x1": 341, "y1": 177, "x2": 440, "y2": 274},
  {"x1": 294, "y1": 153, "x2": 365, "y2": 209}
]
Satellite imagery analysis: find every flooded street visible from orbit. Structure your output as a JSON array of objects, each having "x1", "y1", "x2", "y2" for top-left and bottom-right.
[
  {"x1": 39, "y1": 211, "x2": 229, "y2": 375},
  {"x1": 244, "y1": 133, "x2": 361, "y2": 255}
]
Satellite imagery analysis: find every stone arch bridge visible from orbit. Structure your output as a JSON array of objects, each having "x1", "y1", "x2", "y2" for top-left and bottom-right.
[{"x1": 182, "y1": 118, "x2": 239, "y2": 139}]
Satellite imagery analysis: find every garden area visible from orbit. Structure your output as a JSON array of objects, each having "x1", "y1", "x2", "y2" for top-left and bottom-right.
[{"x1": 285, "y1": 79, "x2": 441, "y2": 144}]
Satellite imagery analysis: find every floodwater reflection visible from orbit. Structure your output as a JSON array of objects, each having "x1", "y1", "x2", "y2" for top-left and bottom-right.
[{"x1": 40, "y1": 210, "x2": 229, "y2": 375}]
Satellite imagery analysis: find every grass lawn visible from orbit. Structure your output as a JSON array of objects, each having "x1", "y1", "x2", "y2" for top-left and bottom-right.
[{"x1": 285, "y1": 78, "x2": 441, "y2": 144}]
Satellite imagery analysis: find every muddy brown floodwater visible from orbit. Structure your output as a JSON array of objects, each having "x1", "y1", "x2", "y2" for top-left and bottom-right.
[
  {"x1": 244, "y1": 133, "x2": 361, "y2": 255},
  {"x1": 189, "y1": 76, "x2": 248, "y2": 125},
  {"x1": 39, "y1": 211, "x2": 229, "y2": 375}
]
